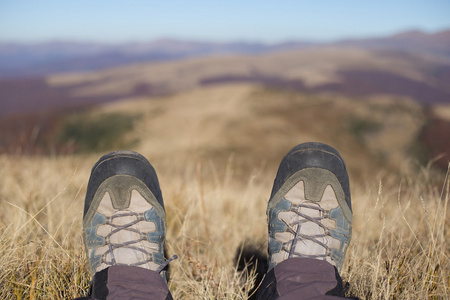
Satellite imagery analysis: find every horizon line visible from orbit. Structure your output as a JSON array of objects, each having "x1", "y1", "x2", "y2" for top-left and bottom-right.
[{"x1": 1, "y1": 27, "x2": 449, "y2": 46}]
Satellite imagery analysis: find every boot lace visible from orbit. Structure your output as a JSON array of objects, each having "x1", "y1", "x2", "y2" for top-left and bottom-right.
[
  {"x1": 281, "y1": 203, "x2": 331, "y2": 260},
  {"x1": 102, "y1": 211, "x2": 178, "y2": 272},
  {"x1": 102, "y1": 211, "x2": 154, "y2": 267}
]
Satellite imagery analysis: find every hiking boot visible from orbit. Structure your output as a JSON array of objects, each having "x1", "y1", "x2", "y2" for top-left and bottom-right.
[
  {"x1": 83, "y1": 151, "x2": 173, "y2": 279},
  {"x1": 267, "y1": 142, "x2": 352, "y2": 272}
]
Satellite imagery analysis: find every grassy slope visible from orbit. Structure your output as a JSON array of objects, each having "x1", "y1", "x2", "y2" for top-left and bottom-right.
[
  {"x1": 1, "y1": 84, "x2": 449, "y2": 299},
  {"x1": 47, "y1": 46, "x2": 450, "y2": 100}
]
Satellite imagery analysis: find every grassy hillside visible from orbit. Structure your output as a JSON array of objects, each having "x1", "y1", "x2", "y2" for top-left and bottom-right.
[
  {"x1": 54, "y1": 83, "x2": 430, "y2": 176},
  {"x1": 46, "y1": 46, "x2": 450, "y2": 104},
  {"x1": 0, "y1": 84, "x2": 449, "y2": 299}
]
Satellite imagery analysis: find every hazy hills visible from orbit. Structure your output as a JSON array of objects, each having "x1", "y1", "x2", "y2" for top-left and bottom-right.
[
  {"x1": 47, "y1": 46, "x2": 450, "y2": 104},
  {"x1": 1, "y1": 35, "x2": 450, "y2": 117},
  {"x1": 1, "y1": 29, "x2": 449, "y2": 118},
  {"x1": 0, "y1": 39, "x2": 312, "y2": 78},
  {"x1": 0, "y1": 30, "x2": 449, "y2": 171},
  {"x1": 1, "y1": 29, "x2": 449, "y2": 79},
  {"x1": 335, "y1": 29, "x2": 450, "y2": 55}
]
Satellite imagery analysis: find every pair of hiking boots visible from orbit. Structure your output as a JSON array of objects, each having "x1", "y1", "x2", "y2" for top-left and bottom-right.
[{"x1": 83, "y1": 142, "x2": 352, "y2": 284}]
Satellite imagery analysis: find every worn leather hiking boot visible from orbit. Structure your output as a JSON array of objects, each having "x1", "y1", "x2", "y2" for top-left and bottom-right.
[
  {"x1": 267, "y1": 142, "x2": 352, "y2": 272},
  {"x1": 83, "y1": 151, "x2": 174, "y2": 279}
]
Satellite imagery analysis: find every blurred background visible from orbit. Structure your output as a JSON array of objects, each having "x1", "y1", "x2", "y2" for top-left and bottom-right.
[{"x1": 1, "y1": 0, "x2": 449, "y2": 176}]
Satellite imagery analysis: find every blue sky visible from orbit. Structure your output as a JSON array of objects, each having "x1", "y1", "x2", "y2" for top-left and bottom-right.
[{"x1": 1, "y1": 0, "x2": 449, "y2": 43}]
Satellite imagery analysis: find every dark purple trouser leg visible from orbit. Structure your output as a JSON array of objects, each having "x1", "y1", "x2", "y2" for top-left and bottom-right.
[
  {"x1": 74, "y1": 266, "x2": 172, "y2": 300},
  {"x1": 256, "y1": 258, "x2": 356, "y2": 300}
]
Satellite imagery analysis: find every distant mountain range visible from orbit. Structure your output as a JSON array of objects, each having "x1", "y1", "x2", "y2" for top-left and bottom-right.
[
  {"x1": 0, "y1": 39, "x2": 311, "y2": 78},
  {"x1": 1, "y1": 29, "x2": 449, "y2": 78},
  {"x1": 0, "y1": 29, "x2": 449, "y2": 118}
]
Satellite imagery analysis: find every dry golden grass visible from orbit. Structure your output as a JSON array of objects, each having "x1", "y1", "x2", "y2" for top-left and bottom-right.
[
  {"x1": 346, "y1": 165, "x2": 449, "y2": 299},
  {"x1": 0, "y1": 153, "x2": 448, "y2": 299},
  {"x1": 1, "y1": 85, "x2": 449, "y2": 299}
]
